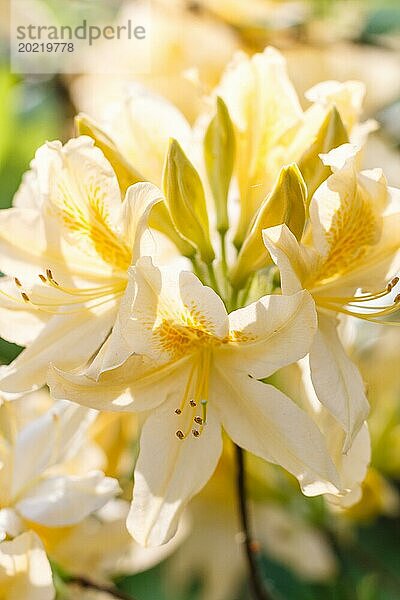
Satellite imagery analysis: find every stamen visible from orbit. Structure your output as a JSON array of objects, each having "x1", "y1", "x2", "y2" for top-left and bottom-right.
[
  {"x1": 190, "y1": 400, "x2": 197, "y2": 407},
  {"x1": 192, "y1": 429, "x2": 200, "y2": 437},
  {"x1": 314, "y1": 276, "x2": 400, "y2": 324},
  {"x1": 38, "y1": 274, "x2": 47, "y2": 283},
  {"x1": 46, "y1": 269, "x2": 59, "y2": 285},
  {"x1": 21, "y1": 292, "x2": 30, "y2": 303},
  {"x1": 201, "y1": 399, "x2": 208, "y2": 424},
  {"x1": 175, "y1": 408, "x2": 182, "y2": 415},
  {"x1": 194, "y1": 416, "x2": 203, "y2": 425},
  {"x1": 14, "y1": 278, "x2": 22, "y2": 287},
  {"x1": 176, "y1": 430, "x2": 185, "y2": 440}
]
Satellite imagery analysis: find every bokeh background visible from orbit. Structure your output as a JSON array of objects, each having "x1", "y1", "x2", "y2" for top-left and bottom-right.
[{"x1": 1, "y1": 1, "x2": 400, "y2": 599}]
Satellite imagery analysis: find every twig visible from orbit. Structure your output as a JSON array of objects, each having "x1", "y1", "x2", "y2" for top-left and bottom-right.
[
  {"x1": 67, "y1": 577, "x2": 137, "y2": 600},
  {"x1": 235, "y1": 444, "x2": 273, "y2": 600}
]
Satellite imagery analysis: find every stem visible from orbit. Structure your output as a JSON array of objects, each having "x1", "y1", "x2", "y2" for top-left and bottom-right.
[
  {"x1": 219, "y1": 231, "x2": 228, "y2": 278},
  {"x1": 67, "y1": 577, "x2": 136, "y2": 600},
  {"x1": 235, "y1": 445, "x2": 273, "y2": 600},
  {"x1": 206, "y1": 263, "x2": 221, "y2": 295}
]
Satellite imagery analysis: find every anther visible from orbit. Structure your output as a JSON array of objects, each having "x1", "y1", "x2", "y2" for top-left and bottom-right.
[
  {"x1": 192, "y1": 429, "x2": 200, "y2": 437},
  {"x1": 176, "y1": 430, "x2": 185, "y2": 440},
  {"x1": 175, "y1": 408, "x2": 182, "y2": 415},
  {"x1": 394, "y1": 294, "x2": 400, "y2": 303},
  {"x1": 46, "y1": 269, "x2": 59, "y2": 285},
  {"x1": 21, "y1": 292, "x2": 30, "y2": 303},
  {"x1": 189, "y1": 400, "x2": 197, "y2": 407},
  {"x1": 392, "y1": 277, "x2": 399, "y2": 287},
  {"x1": 38, "y1": 274, "x2": 47, "y2": 283},
  {"x1": 194, "y1": 416, "x2": 203, "y2": 425},
  {"x1": 14, "y1": 278, "x2": 22, "y2": 287}
]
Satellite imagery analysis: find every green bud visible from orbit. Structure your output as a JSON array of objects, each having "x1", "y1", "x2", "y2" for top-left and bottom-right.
[
  {"x1": 299, "y1": 107, "x2": 348, "y2": 203},
  {"x1": 163, "y1": 139, "x2": 215, "y2": 264},
  {"x1": 230, "y1": 164, "x2": 306, "y2": 289},
  {"x1": 75, "y1": 114, "x2": 143, "y2": 195},
  {"x1": 204, "y1": 97, "x2": 235, "y2": 235},
  {"x1": 149, "y1": 201, "x2": 196, "y2": 258}
]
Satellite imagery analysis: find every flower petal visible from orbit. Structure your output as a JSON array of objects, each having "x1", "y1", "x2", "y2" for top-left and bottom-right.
[
  {"x1": 10, "y1": 401, "x2": 96, "y2": 498},
  {"x1": 220, "y1": 289, "x2": 317, "y2": 379},
  {"x1": 0, "y1": 531, "x2": 54, "y2": 600},
  {"x1": 119, "y1": 182, "x2": 163, "y2": 262},
  {"x1": 212, "y1": 370, "x2": 340, "y2": 496},
  {"x1": 121, "y1": 258, "x2": 229, "y2": 360},
  {"x1": 127, "y1": 399, "x2": 222, "y2": 546},
  {"x1": 262, "y1": 224, "x2": 317, "y2": 294},
  {"x1": 0, "y1": 277, "x2": 48, "y2": 346},
  {"x1": 16, "y1": 471, "x2": 120, "y2": 527},
  {"x1": 48, "y1": 354, "x2": 191, "y2": 413},
  {"x1": 0, "y1": 302, "x2": 117, "y2": 394},
  {"x1": 102, "y1": 83, "x2": 192, "y2": 185},
  {"x1": 308, "y1": 313, "x2": 369, "y2": 452}
]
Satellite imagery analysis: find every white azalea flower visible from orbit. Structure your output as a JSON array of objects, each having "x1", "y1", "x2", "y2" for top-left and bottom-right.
[
  {"x1": 0, "y1": 400, "x2": 120, "y2": 538},
  {"x1": 0, "y1": 531, "x2": 54, "y2": 600},
  {"x1": 49, "y1": 499, "x2": 187, "y2": 585},
  {"x1": 263, "y1": 143, "x2": 400, "y2": 452},
  {"x1": 0, "y1": 136, "x2": 161, "y2": 394},
  {"x1": 48, "y1": 257, "x2": 344, "y2": 545},
  {"x1": 215, "y1": 47, "x2": 369, "y2": 247}
]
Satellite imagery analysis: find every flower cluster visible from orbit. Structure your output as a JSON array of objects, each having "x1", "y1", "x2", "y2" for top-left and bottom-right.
[{"x1": 0, "y1": 47, "x2": 399, "y2": 597}]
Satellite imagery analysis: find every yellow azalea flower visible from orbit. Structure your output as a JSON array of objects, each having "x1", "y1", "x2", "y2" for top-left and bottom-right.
[
  {"x1": 0, "y1": 136, "x2": 162, "y2": 393},
  {"x1": 0, "y1": 400, "x2": 119, "y2": 539},
  {"x1": 48, "y1": 257, "x2": 347, "y2": 546},
  {"x1": 215, "y1": 47, "x2": 368, "y2": 248},
  {"x1": 0, "y1": 531, "x2": 54, "y2": 600},
  {"x1": 263, "y1": 143, "x2": 400, "y2": 452}
]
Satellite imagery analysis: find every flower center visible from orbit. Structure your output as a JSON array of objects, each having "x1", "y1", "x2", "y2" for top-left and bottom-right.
[
  {"x1": 48, "y1": 177, "x2": 132, "y2": 272},
  {"x1": 174, "y1": 349, "x2": 211, "y2": 440}
]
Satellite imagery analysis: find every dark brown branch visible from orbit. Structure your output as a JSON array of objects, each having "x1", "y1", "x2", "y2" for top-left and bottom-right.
[
  {"x1": 235, "y1": 444, "x2": 274, "y2": 600},
  {"x1": 67, "y1": 576, "x2": 137, "y2": 600}
]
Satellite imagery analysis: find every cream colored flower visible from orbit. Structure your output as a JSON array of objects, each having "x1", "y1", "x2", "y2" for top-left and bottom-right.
[
  {"x1": 263, "y1": 143, "x2": 400, "y2": 451},
  {"x1": 0, "y1": 400, "x2": 120, "y2": 538},
  {"x1": 0, "y1": 531, "x2": 54, "y2": 600},
  {"x1": 48, "y1": 257, "x2": 346, "y2": 545},
  {"x1": 48, "y1": 499, "x2": 186, "y2": 585},
  {"x1": 0, "y1": 136, "x2": 161, "y2": 394},
  {"x1": 215, "y1": 47, "x2": 369, "y2": 247}
]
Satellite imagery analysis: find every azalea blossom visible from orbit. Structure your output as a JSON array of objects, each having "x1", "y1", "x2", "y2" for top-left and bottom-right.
[
  {"x1": 47, "y1": 499, "x2": 187, "y2": 586},
  {"x1": 0, "y1": 531, "x2": 54, "y2": 600},
  {"x1": 0, "y1": 136, "x2": 161, "y2": 394},
  {"x1": 263, "y1": 143, "x2": 400, "y2": 452},
  {"x1": 215, "y1": 46, "x2": 369, "y2": 247},
  {"x1": 48, "y1": 256, "x2": 347, "y2": 545},
  {"x1": 0, "y1": 399, "x2": 120, "y2": 539}
]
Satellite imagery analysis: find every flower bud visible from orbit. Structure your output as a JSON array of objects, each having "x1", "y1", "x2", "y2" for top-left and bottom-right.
[
  {"x1": 149, "y1": 201, "x2": 196, "y2": 258},
  {"x1": 163, "y1": 139, "x2": 215, "y2": 264},
  {"x1": 75, "y1": 113, "x2": 142, "y2": 194},
  {"x1": 230, "y1": 164, "x2": 306, "y2": 289},
  {"x1": 204, "y1": 97, "x2": 235, "y2": 235},
  {"x1": 298, "y1": 107, "x2": 348, "y2": 202}
]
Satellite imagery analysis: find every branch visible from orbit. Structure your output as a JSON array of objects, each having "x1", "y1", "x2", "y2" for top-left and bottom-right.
[
  {"x1": 67, "y1": 576, "x2": 137, "y2": 600},
  {"x1": 235, "y1": 444, "x2": 274, "y2": 600}
]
